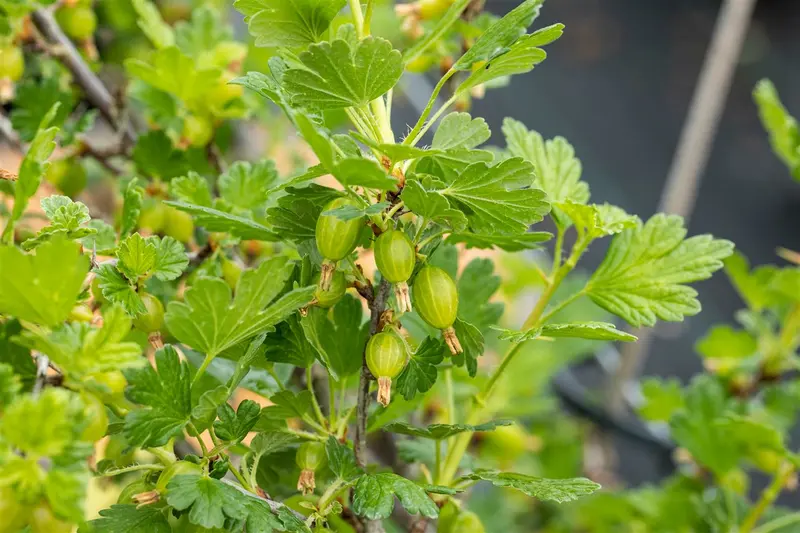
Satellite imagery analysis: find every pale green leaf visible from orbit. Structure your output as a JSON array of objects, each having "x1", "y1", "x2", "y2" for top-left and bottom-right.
[
  {"x1": 395, "y1": 337, "x2": 445, "y2": 401},
  {"x1": 400, "y1": 180, "x2": 467, "y2": 231},
  {"x1": 165, "y1": 474, "x2": 249, "y2": 529},
  {"x1": 503, "y1": 118, "x2": 589, "y2": 214},
  {"x1": 638, "y1": 378, "x2": 685, "y2": 422},
  {"x1": 165, "y1": 257, "x2": 315, "y2": 356},
  {"x1": 460, "y1": 470, "x2": 601, "y2": 503},
  {"x1": 586, "y1": 214, "x2": 734, "y2": 327},
  {"x1": 432, "y1": 113, "x2": 491, "y2": 151},
  {"x1": 332, "y1": 158, "x2": 397, "y2": 190},
  {"x1": 170, "y1": 171, "x2": 212, "y2": 207},
  {"x1": 219, "y1": 160, "x2": 279, "y2": 211},
  {"x1": 3, "y1": 103, "x2": 60, "y2": 241},
  {"x1": 458, "y1": 27, "x2": 559, "y2": 93},
  {"x1": 85, "y1": 504, "x2": 171, "y2": 533},
  {"x1": 284, "y1": 37, "x2": 403, "y2": 110},
  {"x1": 439, "y1": 158, "x2": 550, "y2": 234},
  {"x1": 557, "y1": 202, "x2": 639, "y2": 239},
  {"x1": 352, "y1": 472, "x2": 438, "y2": 520},
  {"x1": 117, "y1": 233, "x2": 157, "y2": 282},
  {"x1": 165, "y1": 201, "x2": 279, "y2": 241},
  {"x1": 123, "y1": 345, "x2": 192, "y2": 447},
  {"x1": 0, "y1": 237, "x2": 89, "y2": 326},
  {"x1": 453, "y1": 0, "x2": 543, "y2": 70},
  {"x1": 540, "y1": 322, "x2": 637, "y2": 342},
  {"x1": 384, "y1": 419, "x2": 512, "y2": 440},
  {"x1": 235, "y1": 0, "x2": 345, "y2": 48},
  {"x1": 93, "y1": 264, "x2": 146, "y2": 316},
  {"x1": 447, "y1": 231, "x2": 551, "y2": 251},
  {"x1": 753, "y1": 79, "x2": 800, "y2": 180},
  {"x1": 132, "y1": 0, "x2": 175, "y2": 49}
]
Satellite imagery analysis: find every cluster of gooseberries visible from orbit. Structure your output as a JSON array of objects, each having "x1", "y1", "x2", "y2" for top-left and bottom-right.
[{"x1": 314, "y1": 196, "x2": 461, "y2": 408}]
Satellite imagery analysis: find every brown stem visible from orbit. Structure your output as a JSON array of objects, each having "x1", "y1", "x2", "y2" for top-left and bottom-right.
[
  {"x1": 31, "y1": 9, "x2": 136, "y2": 146},
  {"x1": 355, "y1": 278, "x2": 391, "y2": 533}
]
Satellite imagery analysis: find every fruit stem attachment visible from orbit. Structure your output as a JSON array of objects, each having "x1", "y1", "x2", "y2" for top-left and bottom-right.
[
  {"x1": 442, "y1": 326, "x2": 463, "y2": 355},
  {"x1": 319, "y1": 260, "x2": 336, "y2": 291},
  {"x1": 376, "y1": 376, "x2": 392, "y2": 407},
  {"x1": 394, "y1": 281, "x2": 412, "y2": 313}
]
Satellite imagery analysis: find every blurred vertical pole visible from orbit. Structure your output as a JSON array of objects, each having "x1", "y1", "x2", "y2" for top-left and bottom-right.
[{"x1": 607, "y1": 0, "x2": 758, "y2": 415}]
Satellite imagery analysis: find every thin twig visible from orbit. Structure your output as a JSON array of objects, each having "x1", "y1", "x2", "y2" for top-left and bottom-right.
[
  {"x1": 31, "y1": 9, "x2": 135, "y2": 146},
  {"x1": 0, "y1": 110, "x2": 23, "y2": 152},
  {"x1": 32, "y1": 353, "x2": 50, "y2": 397}
]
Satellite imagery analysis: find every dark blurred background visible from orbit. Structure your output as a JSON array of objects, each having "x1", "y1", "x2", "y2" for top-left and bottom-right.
[{"x1": 396, "y1": 0, "x2": 800, "y2": 486}]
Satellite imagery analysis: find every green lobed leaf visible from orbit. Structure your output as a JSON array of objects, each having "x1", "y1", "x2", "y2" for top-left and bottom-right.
[
  {"x1": 131, "y1": 0, "x2": 175, "y2": 49},
  {"x1": 638, "y1": 378, "x2": 685, "y2": 422},
  {"x1": 18, "y1": 305, "x2": 143, "y2": 378},
  {"x1": 125, "y1": 47, "x2": 221, "y2": 108},
  {"x1": 395, "y1": 336, "x2": 445, "y2": 400},
  {"x1": 167, "y1": 258, "x2": 314, "y2": 356},
  {"x1": 165, "y1": 201, "x2": 279, "y2": 241},
  {"x1": 9, "y1": 78, "x2": 73, "y2": 142},
  {"x1": 235, "y1": 0, "x2": 345, "y2": 48},
  {"x1": 458, "y1": 26, "x2": 561, "y2": 94},
  {"x1": 93, "y1": 264, "x2": 146, "y2": 316},
  {"x1": 123, "y1": 345, "x2": 192, "y2": 447},
  {"x1": 170, "y1": 171, "x2": 213, "y2": 207},
  {"x1": 0, "y1": 237, "x2": 89, "y2": 326},
  {"x1": 384, "y1": 419, "x2": 513, "y2": 440},
  {"x1": 439, "y1": 158, "x2": 550, "y2": 235},
  {"x1": 432, "y1": 112, "x2": 491, "y2": 151},
  {"x1": 3, "y1": 103, "x2": 60, "y2": 241},
  {"x1": 453, "y1": 318, "x2": 485, "y2": 377},
  {"x1": 586, "y1": 214, "x2": 735, "y2": 327},
  {"x1": 0, "y1": 388, "x2": 79, "y2": 457},
  {"x1": 460, "y1": 470, "x2": 601, "y2": 503},
  {"x1": 213, "y1": 399, "x2": 261, "y2": 442},
  {"x1": 457, "y1": 257, "x2": 504, "y2": 330},
  {"x1": 326, "y1": 436, "x2": 361, "y2": 481},
  {"x1": 401, "y1": 179, "x2": 468, "y2": 231},
  {"x1": 503, "y1": 118, "x2": 589, "y2": 220},
  {"x1": 447, "y1": 231, "x2": 552, "y2": 251},
  {"x1": 121, "y1": 179, "x2": 144, "y2": 239},
  {"x1": 331, "y1": 157, "x2": 397, "y2": 190},
  {"x1": 284, "y1": 37, "x2": 403, "y2": 110},
  {"x1": 557, "y1": 202, "x2": 639, "y2": 239},
  {"x1": 723, "y1": 251, "x2": 780, "y2": 312},
  {"x1": 165, "y1": 474, "x2": 249, "y2": 529},
  {"x1": 83, "y1": 504, "x2": 171, "y2": 533},
  {"x1": 219, "y1": 160, "x2": 279, "y2": 211},
  {"x1": 753, "y1": 79, "x2": 800, "y2": 180},
  {"x1": 695, "y1": 325, "x2": 757, "y2": 361},
  {"x1": 539, "y1": 322, "x2": 637, "y2": 342},
  {"x1": 352, "y1": 472, "x2": 438, "y2": 520},
  {"x1": 453, "y1": 0, "x2": 543, "y2": 70}
]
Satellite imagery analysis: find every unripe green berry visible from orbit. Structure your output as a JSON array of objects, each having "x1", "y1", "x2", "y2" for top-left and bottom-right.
[
  {"x1": 56, "y1": 5, "x2": 97, "y2": 40},
  {"x1": 366, "y1": 332, "x2": 407, "y2": 406},
  {"x1": 0, "y1": 45, "x2": 24, "y2": 82},
  {"x1": 375, "y1": 230, "x2": 416, "y2": 313},
  {"x1": 413, "y1": 265, "x2": 462, "y2": 354},
  {"x1": 296, "y1": 441, "x2": 327, "y2": 495},
  {"x1": 374, "y1": 230, "x2": 415, "y2": 283},
  {"x1": 314, "y1": 270, "x2": 346, "y2": 308},
  {"x1": 315, "y1": 198, "x2": 363, "y2": 262},
  {"x1": 133, "y1": 292, "x2": 165, "y2": 333}
]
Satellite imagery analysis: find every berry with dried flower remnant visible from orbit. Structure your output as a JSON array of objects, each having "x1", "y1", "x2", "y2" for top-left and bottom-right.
[
  {"x1": 314, "y1": 270, "x2": 347, "y2": 309},
  {"x1": 374, "y1": 230, "x2": 416, "y2": 313},
  {"x1": 295, "y1": 441, "x2": 327, "y2": 495},
  {"x1": 366, "y1": 331, "x2": 407, "y2": 407},
  {"x1": 315, "y1": 197, "x2": 363, "y2": 290},
  {"x1": 412, "y1": 265, "x2": 462, "y2": 354}
]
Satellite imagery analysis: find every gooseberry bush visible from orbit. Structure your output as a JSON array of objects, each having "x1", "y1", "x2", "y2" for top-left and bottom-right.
[{"x1": 0, "y1": 0, "x2": 797, "y2": 532}]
